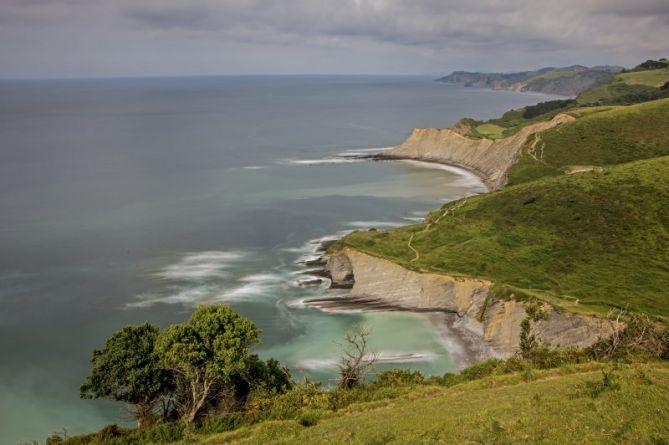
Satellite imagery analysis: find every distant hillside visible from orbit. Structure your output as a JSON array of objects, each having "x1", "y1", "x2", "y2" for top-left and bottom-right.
[
  {"x1": 577, "y1": 60, "x2": 669, "y2": 105},
  {"x1": 437, "y1": 65, "x2": 622, "y2": 96}
]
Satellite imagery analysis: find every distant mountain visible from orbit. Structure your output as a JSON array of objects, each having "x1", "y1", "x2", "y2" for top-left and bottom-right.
[{"x1": 436, "y1": 65, "x2": 624, "y2": 96}]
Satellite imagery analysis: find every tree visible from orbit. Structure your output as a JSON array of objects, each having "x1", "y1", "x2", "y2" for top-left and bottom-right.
[
  {"x1": 155, "y1": 305, "x2": 261, "y2": 422},
  {"x1": 337, "y1": 325, "x2": 377, "y2": 389},
  {"x1": 80, "y1": 323, "x2": 171, "y2": 427}
]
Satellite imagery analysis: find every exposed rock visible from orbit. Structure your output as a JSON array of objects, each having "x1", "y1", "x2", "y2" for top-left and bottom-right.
[
  {"x1": 298, "y1": 268, "x2": 329, "y2": 278},
  {"x1": 298, "y1": 256, "x2": 327, "y2": 267},
  {"x1": 324, "y1": 251, "x2": 354, "y2": 289},
  {"x1": 297, "y1": 278, "x2": 324, "y2": 287},
  {"x1": 340, "y1": 248, "x2": 490, "y2": 316},
  {"x1": 381, "y1": 113, "x2": 575, "y2": 190},
  {"x1": 320, "y1": 248, "x2": 618, "y2": 358},
  {"x1": 534, "y1": 306, "x2": 620, "y2": 349},
  {"x1": 482, "y1": 299, "x2": 527, "y2": 357}
]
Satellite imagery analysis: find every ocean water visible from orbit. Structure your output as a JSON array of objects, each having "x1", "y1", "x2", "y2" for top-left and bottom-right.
[{"x1": 0, "y1": 76, "x2": 554, "y2": 443}]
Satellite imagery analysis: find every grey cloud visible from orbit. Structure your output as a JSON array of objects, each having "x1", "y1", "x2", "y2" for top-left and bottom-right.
[
  {"x1": 0, "y1": 0, "x2": 667, "y2": 78},
  {"x1": 118, "y1": 0, "x2": 666, "y2": 54},
  {"x1": 125, "y1": 6, "x2": 212, "y2": 30}
]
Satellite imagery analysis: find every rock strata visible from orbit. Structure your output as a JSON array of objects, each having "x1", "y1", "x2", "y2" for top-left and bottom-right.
[
  {"x1": 311, "y1": 248, "x2": 619, "y2": 358},
  {"x1": 380, "y1": 113, "x2": 575, "y2": 190}
]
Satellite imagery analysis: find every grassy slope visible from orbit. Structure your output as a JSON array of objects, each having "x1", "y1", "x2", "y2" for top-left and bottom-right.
[
  {"x1": 618, "y1": 68, "x2": 669, "y2": 87},
  {"x1": 576, "y1": 69, "x2": 669, "y2": 104},
  {"x1": 340, "y1": 156, "x2": 669, "y2": 317},
  {"x1": 198, "y1": 363, "x2": 669, "y2": 444},
  {"x1": 507, "y1": 98, "x2": 669, "y2": 185}
]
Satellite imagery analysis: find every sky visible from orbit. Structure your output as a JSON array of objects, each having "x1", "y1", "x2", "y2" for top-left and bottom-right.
[{"x1": 0, "y1": 0, "x2": 667, "y2": 79}]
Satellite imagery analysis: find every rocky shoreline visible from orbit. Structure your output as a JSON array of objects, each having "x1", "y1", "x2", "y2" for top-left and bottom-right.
[
  {"x1": 296, "y1": 116, "x2": 619, "y2": 366},
  {"x1": 299, "y1": 248, "x2": 619, "y2": 362}
]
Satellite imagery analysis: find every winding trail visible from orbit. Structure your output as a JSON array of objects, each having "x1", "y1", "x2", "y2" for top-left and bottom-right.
[
  {"x1": 527, "y1": 133, "x2": 546, "y2": 163},
  {"x1": 408, "y1": 198, "x2": 469, "y2": 263}
]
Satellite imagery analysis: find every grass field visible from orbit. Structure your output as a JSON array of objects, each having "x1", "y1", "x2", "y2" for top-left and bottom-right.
[
  {"x1": 618, "y1": 68, "x2": 669, "y2": 87},
  {"x1": 340, "y1": 156, "x2": 669, "y2": 317},
  {"x1": 473, "y1": 123, "x2": 506, "y2": 139},
  {"x1": 507, "y1": 98, "x2": 669, "y2": 185},
  {"x1": 197, "y1": 363, "x2": 669, "y2": 444},
  {"x1": 576, "y1": 70, "x2": 669, "y2": 105}
]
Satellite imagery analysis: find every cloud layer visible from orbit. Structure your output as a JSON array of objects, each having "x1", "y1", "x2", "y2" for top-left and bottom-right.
[{"x1": 0, "y1": 0, "x2": 667, "y2": 78}]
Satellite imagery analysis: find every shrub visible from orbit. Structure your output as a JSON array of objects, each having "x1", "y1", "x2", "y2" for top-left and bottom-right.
[
  {"x1": 80, "y1": 324, "x2": 172, "y2": 427},
  {"x1": 297, "y1": 409, "x2": 320, "y2": 427},
  {"x1": 582, "y1": 369, "x2": 621, "y2": 398},
  {"x1": 374, "y1": 369, "x2": 424, "y2": 387},
  {"x1": 522, "y1": 99, "x2": 576, "y2": 119}
]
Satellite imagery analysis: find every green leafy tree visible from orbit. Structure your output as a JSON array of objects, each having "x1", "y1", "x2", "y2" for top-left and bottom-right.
[
  {"x1": 80, "y1": 323, "x2": 170, "y2": 427},
  {"x1": 156, "y1": 305, "x2": 261, "y2": 422}
]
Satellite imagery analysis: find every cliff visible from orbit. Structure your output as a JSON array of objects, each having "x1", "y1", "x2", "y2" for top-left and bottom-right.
[
  {"x1": 381, "y1": 113, "x2": 575, "y2": 190},
  {"x1": 316, "y1": 248, "x2": 619, "y2": 359}
]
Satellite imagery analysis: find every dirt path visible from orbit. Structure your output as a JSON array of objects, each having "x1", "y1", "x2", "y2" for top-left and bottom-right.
[
  {"x1": 526, "y1": 133, "x2": 546, "y2": 163},
  {"x1": 408, "y1": 198, "x2": 468, "y2": 263}
]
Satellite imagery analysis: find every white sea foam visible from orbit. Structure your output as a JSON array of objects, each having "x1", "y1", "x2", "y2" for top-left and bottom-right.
[
  {"x1": 297, "y1": 351, "x2": 436, "y2": 370},
  {"x1": 400, "y1": 159, "x2": 486, "y2": 189},
  {"x1": 242, "y1": 165, "x2": 266, "y2": 170},
  {"x1": 335, "y1": 147, "x2": 392, "y2": 157},
  {"x1": 346, "y1": 221, "x2": 405, "y2": 228},
  {"x1": 213, "y1": 272, "x2": 285, "y2": 302},
  {"x1": 285, "y1": 231, "x2": 352, "y2": 265},
  {"x1": 129, "y1": 271, "x2": 285, "y2": 308},
  {"x1": 152, "y1": 251, "x2": 248, "y2": 281},
  {"x1": 375, "y1": 351, "x2": 438, "y2": 363},
  {"x1": 128, "y1": 284, "x2": 219, "y2": 308},
  {"x1": 239, "y1": 273, "x2": 284, "y2": 283},
  {"x1": 279, "y1": 157, "x2": 364, "y2": 166}
]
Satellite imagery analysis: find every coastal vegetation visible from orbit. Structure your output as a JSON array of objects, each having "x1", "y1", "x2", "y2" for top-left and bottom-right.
[
  {"x1": 507, "y1": 98, "x2": 669, "y2": 184},
  {"x1": 55, "y1": 59, "x2": 669, "y2": 444},
  {"x1": 340, "y1": 155, "x2": 669, "y2": 317},
  {"x1": 55, "y1": 311, "x2": 669, "y2": 444},
  {"x1": 78, "y1": 306, "x2": 291, "y2": 430},
  {"x1": 437, "y1": 65, "x2": 619, "y2": 96},
  {"x1": 458, "y1": 59, "x2": 669, "y2": 139}
]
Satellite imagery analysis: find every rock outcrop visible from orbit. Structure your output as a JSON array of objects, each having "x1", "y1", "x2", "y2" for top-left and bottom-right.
[
  {"x1": 316, "y1": 248, "x2": 618, "y2": 358},
  {"x1": 381, "y1": 113, "x2": 575, "y2": 190}
]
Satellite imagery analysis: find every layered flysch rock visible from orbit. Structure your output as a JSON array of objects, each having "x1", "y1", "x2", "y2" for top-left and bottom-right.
[
  {"x1": 380, "y1": 113, "x2": 575, "y2": 190},
  {"x1": 312, "y1": 248, "x2": 618, "y2": 358}
]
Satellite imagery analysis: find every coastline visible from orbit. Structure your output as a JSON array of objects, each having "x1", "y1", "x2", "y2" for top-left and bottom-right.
[
  {"x1": 374, "y1": 153, "x2": 493, "y2": 192},
  {"x1": 301, "y1": 112, "x2": 608, "y2": 368},
  {"x1": 297, "y1": 153, "x2": 494, "y2": 369}
]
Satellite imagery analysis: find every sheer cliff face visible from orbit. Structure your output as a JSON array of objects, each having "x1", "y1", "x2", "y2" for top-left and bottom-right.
[
  {"x1": 383, "y1": 113, "x2": 575, "y2": 190},
  {"x1": 327, "y1": 248, "x2": 618, "y2": 358}
]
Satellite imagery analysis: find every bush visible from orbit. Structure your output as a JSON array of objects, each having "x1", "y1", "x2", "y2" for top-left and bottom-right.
[
  {"x1": 196, "y1": 413, "x2": 246, "y2": 434},
  {"x1": 582, "y1": 369, "x2": 621, "y2": 398},
  {"x1": 374, "y1": 369, "x2": 424, "y2": 387},
  {"x1": 297, "y1": 409, "x2": 320, "y2": 427},
  {"x1": 522, "y1": 99, "x2": 576, "y2": 119}
]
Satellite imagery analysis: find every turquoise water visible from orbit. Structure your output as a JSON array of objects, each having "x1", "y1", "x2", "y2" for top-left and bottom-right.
[{"x1": 0, "y1": 76, "x2": 554, "y2": 442}]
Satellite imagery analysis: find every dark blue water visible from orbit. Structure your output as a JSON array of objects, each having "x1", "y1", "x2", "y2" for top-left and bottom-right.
[{"x1": 0, "y1": 76, "x2": 553, "y2": 443}]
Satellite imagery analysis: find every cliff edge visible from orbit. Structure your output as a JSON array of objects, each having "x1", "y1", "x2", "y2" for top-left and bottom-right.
[
  {"x1": 381, "y1": 113, "x2": 575, "y2": 190},
  {"x1": 316, "y1": 248, "x2": 619, "y2": 359}
]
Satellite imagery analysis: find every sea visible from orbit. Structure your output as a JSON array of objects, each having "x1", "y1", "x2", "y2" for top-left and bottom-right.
[{"x1": 0, "y1": 75, "x2": 555, "y2": 443}]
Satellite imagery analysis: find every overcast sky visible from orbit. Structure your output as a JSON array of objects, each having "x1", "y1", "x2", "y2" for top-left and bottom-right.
[{"x1": 0, "y1": 0, "x2": 667, "y2": 78}]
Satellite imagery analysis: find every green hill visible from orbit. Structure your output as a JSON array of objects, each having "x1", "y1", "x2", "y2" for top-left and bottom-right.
[
  {"x1": 507, "y1": 98, "x2": 669, "y2": 185},
  {"x1": 340, "y1": 155, "x2": 669, "y2": 317},
  {"x1": 437, "y1": 65, "x2": 618, "y2": 96},
  {"x1": 576, "y1": 68, "x2": 669, "y2": 105},
  {"x1": 56, "y1": 62, "x2": 669, "y2": 445},
  {"x1": 186, "y1": 363, "x2": 669, "y2": 444}
]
